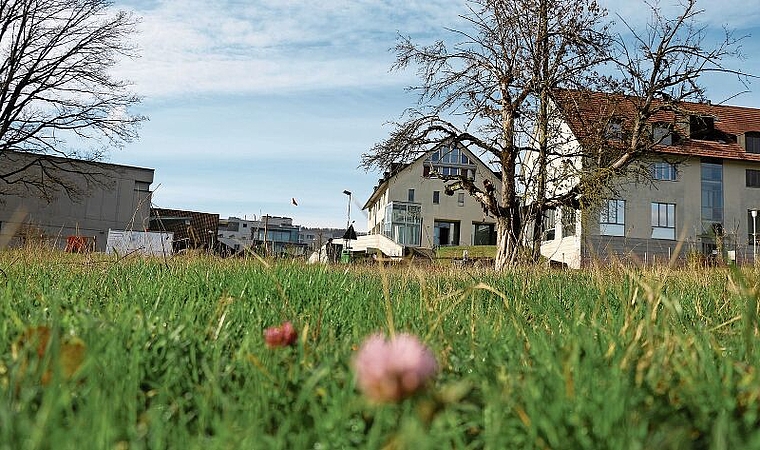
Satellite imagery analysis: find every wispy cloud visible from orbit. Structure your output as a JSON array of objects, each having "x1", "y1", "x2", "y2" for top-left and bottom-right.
[
  {"x1": 601, "y1": 0, "x2": 760, "y2": 32},
  {"x1": 116, "y1": 0, "x2": 760, "y2": 99},
  {"x1": 115, "y1": 0, "x2": 460, "y2": 98}
]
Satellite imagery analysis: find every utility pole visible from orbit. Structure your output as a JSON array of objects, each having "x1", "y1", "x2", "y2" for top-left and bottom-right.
[{"x1": 263, "y1": 214, "x2": 269, "y2": 257}]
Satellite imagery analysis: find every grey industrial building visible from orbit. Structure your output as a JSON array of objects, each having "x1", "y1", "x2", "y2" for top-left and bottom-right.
[{"x1": 0, "y1": 150, "x2": 154, "y2": 252}]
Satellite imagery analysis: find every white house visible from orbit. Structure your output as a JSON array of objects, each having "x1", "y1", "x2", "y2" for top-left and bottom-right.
[{"x1": 363, "y1": 142, "x2": 502, "y2": 250}]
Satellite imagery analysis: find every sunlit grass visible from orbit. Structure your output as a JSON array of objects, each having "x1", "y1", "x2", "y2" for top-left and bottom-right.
[{"x1": 1, "y1": 249, "x2": 760, "y2": 449}]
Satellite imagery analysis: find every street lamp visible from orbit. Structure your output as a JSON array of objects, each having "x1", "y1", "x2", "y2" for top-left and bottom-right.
[
  {"x1": 343, "y1": 190, "x2": 352, "y2": 229},
  {"x1": 342, "y1": 190, "x2": 353, "y2": 261},
  {"x1": 752, "y1": 209, "x2": 757, "y2": 264}
]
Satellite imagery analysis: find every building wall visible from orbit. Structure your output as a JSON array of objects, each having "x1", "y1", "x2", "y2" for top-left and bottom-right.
[
  {"x1": 366, "y1": 148, "x2": 500, "y2": 248},
  {"x1": 0, "y1": 152, "x2": 153, "y2": 251},
  {"x1": 217, "y1": 215, "x2": 306, "y2": 256},
  {"x1": 580, "y1": 155, "x2": 760, "y2": 265},
  {"x1": 538, "y1": 207, "x2": 582, "y2": 268}
]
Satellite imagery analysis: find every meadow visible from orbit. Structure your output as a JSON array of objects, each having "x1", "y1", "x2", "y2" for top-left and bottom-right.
[{"x1": 2, "y1": 249, "x2": 760, "y2": 449}]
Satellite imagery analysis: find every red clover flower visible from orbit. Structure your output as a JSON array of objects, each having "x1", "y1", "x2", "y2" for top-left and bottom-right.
[{"x1": 264, "y1": 321, "x2": 298, "y2": 348}]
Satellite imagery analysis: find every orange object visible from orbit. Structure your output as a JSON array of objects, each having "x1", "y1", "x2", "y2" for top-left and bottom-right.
[
  {"x1": 11, "y1": 326, "x2": 86, "y2": 385},
  {"x1": 65, "y1": 235, "x2": 93, "y2": 253}
]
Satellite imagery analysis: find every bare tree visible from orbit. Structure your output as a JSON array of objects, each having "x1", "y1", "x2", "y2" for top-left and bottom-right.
[
  {"x1": 364, "y1": 0, "x2": 750, "y2": 269},
  {"x1": 361, "y1": 0, "x2": 609, "y2": 269},
  {"x1": 0, "y1": 0, "x2": 145, "y2": 200},
  {"x1": 545, "y1": 0, "x2": 751, "y2": 211}
]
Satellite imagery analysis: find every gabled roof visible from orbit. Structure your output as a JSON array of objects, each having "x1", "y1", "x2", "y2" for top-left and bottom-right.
[
  {"x1": 553, "y1": 89, "x2": 760, "y2": 163},
  {"x1": 362, "y1": 162, "x2": 410, "y2": 210},
  {"x1": 362, "y1": 142, "x2": 498, "y2": 210}
]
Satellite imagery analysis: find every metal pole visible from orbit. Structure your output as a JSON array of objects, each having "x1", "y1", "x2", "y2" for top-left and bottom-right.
[
  {"x1": 343, "y1": 190, "x2": 352, "y2": 229},
  {"x1": 752, "y1": 210, "x2": 757, "y2": 264},
  {"x1": 263, "y1": 214, "x2": 269, "y2": 257}
]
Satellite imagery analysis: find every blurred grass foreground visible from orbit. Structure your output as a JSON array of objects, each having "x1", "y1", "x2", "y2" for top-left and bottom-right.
[{"x1": 3, "y1": 248, "x2": 760, "y2": 449}]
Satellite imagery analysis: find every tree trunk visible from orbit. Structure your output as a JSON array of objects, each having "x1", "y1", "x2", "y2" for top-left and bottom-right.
[
  {"x1": 494, "y1": 101, "x2": 521, "y2": 271},
  {"x1": 530, "y1": 0, "x2": 550, "y2": 261},
  {"x1": 494, "y1": 215, "x2": 513, "y2": 271}
]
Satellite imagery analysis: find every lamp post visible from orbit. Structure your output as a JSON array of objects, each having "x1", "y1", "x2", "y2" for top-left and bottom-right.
[
  {"x1": 752, "y1": 210, "x2": 757, "y2": 264},
  {"x1": 343, "y1": 190, "x2": 352, "y2": 229},
  {"x1": 342, "y1": 190, "x2": 352, "y2": 257}
]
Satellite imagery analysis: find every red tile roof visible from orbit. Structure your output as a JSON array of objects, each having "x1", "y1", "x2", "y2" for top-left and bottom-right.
[{"x1": 553, "y1": 90, "x2": 760, "y2": 163}]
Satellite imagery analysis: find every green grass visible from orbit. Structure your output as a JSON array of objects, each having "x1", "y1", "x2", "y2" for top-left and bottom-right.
[
  {"x1": 435, "y1": 245, "x2": 497, "y2": 259},
  {"x1": 2, "y1": 250, "x2": 760, "y2": 449}
]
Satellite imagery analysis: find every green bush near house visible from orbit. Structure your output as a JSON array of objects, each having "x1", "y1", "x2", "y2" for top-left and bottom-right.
[{"x1": 2, "y1": 249, "x2": 760, "y2": 449}]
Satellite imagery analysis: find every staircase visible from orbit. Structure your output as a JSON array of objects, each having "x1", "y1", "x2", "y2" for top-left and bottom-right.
[{"x1": 307, "y1": 233, "x2": 405, "y2": 263}]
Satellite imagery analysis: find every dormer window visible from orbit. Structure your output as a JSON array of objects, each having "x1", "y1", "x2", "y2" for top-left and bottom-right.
[
  {"x1": 606, "y1": 119, "x2": 623, "y2": 141},
  {"x1": 652, "y1": 123, "x2": 674, "y2": 146},
  {"x1": 745, "y1": 132, "x2": 760, "y2": 154},
  {"x1": 690, "y1": 115, "x2": 715, "y2": 139}
]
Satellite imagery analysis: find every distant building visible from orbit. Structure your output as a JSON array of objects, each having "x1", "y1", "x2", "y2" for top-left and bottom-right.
[
  {"x1": 299, "y1": 227, "x2": 350, "y2": 252},
  {"x1": 217, "y1": 215, "x2": 307, "y2": 256},
  {"x1": 0, "y1": 150, "x2": 154, "y2": 251},
  {"x1": 149, "y1": 208, "x2": 219, "y2": 252}
]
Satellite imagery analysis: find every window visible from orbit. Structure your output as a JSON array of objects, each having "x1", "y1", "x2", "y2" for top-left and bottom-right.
[
  {"x1": 472, "y1": 223, "x2": 496, "y2": 245},
  {"x1": 747, "y1": 169, "x2": 760, "y2": 188},
  {"x1": 600, "y1": 199, "x2": 625, "y2": 236},
  {"x1": 653, "y1": 124, "x2": 673, "y2": 146},
  {"x1": 441, "y1": 166, "x2": 459, "y2": 176},
  {"x1": 440, "y1": 146, "x2": 460, "y2": 164},
  {"x1": 134, "y1": 181, "x2": 151, "y2": 192},
  {"x1": 701, "y1": 161, "x2": 723, "y2": 230},
  {"x1": 606, "y1": 119, "x2": 623, "y2": 140},
  {"x1": 748, "y1": 210, "x2": 759, "y2": 243},
  {"x1": 227, "y1": 222, "x2": 240, "y2": 232},
  {"x1": 747, "y1": 133, "x2": 760, "y2": 154},
  {"x1": 457, "y1": 192, "x2": 465, "y2": 206},
  {"x1": 424, "y1": 145, "x2": 476, "y2": 180},
  {"x1": 432, "y1": 191, "x2": 440, "y2": 204},
  {"x1": 690, "y1": 115, "x2": 715, "y2": 139},
  {"x1": 408, "y1": 189, "x2": 415, "y2": 202},
  {"x1": 242, "y1": 223, "x2": 248, "y2": 228},
  {"x1": 651, "y1": 202, "x2": 676, "y2": 240},
  {"x1": 383, "y1": 202, "x2": 422, "y2": 246},
  {"x1": 434, "y1": 220, "x2": 460, "y2": 246},
  {"x1": 562, "y1": 207, "x2": 576, "y2": 238},
  {"x1": 652, "y1": 162, "x2": 677, "y2": 181},
  {"x1": 542, "y1": 208, "x2": 556, "y2": 241}
]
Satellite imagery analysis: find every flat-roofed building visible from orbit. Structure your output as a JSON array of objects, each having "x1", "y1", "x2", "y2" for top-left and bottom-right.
[{"x1": 0, "y1": 150, "x2": 154, "y2": 252}]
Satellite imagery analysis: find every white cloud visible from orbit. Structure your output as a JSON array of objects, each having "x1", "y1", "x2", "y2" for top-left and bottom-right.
[
  {"x1": 114, "y1": 0, "x2": 460, "y2": 98},
  {"x1": 600, "y1": 0, "x2": 760, "y2": 31},
  {"x1": 114, "y1": 0, "x2": 760, "y2": 99}
]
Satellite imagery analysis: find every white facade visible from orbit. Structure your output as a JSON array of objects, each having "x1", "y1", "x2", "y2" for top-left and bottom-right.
[{"x1": 364, "y1": 144, "x2": 502, "y2": 249}]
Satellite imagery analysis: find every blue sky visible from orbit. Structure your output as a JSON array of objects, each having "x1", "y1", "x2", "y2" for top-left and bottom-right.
[{"x1": 109, "y1": 0, "x2": 760, "y2": 230}]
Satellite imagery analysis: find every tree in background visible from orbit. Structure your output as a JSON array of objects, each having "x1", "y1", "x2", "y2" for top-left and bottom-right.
[
  {"x1": 545, "y1": 0, "x2": 750, "y2": 211},
  {"x1": 362, "y1": 0, "x2": 749, "y2": 269},
  {"x1": 361, "y1": 0, "x2": 610, "y2": 269},
  {"x1": 0, "y1": 0, "x2": 144, "y2": 201}
]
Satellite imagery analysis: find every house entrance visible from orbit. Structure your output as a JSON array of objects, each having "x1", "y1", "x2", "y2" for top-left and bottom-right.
[{"x1": 434, "y1": 220, "x2": 460, "y2": 246}]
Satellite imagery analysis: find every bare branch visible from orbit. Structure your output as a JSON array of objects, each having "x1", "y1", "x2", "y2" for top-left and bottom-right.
[{"x1": 0, "y1": 0, "x2": 145, "y2": 199}]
